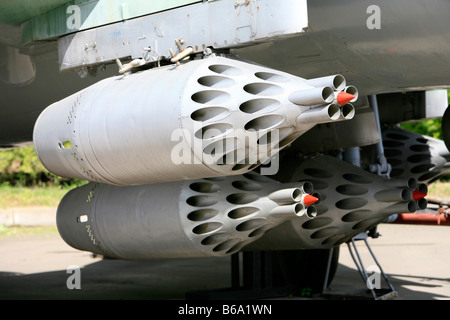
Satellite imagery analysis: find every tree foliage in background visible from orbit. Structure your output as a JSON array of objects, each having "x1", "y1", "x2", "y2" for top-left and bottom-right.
[
  {"x1": 400, "y1": 90, "x2": 449, "y2": 140},
  {"x1": 400, "y1": 118, "x2": 442, "y2": 140},
  {"x1": 0, "y1": 145, "x2": 85, "y2": 187}
]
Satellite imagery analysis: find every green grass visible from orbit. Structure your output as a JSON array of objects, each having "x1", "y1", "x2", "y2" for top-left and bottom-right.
[
  {"x1": 0, "y1": 225, "x2": 58, "y2": 239},
  {"x1": 0, "y1": 184, "x2": 79, "y2": 209},
  {"x1": 427, "y1": 181, "x2": 450, "y2": 201}
]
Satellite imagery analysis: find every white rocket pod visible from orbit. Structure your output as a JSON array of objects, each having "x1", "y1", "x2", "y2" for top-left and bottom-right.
[
  {"x1": 56, "y1": 172, "x2": 319, "y2": 259},
  {"x1": 33, "y1": 56, "x2": 356, "y2": 186}
]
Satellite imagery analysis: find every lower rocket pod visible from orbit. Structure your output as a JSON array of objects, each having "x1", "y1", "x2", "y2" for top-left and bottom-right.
[
  {"x1": 382, "y1": 126, "x2": 450, "y2": 184},
  {"x1": 246, "y1": 154, "x2": 422, "y2": 251},
  {"x1": 56, "y1": 172, "x2": 318, "y2": 259}
]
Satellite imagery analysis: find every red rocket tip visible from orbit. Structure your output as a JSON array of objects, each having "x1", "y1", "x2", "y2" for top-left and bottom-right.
[
  {"x1": 303, "y1": 194, "x2": 319, "y2": 206},
  {"x1": 413, "y1": 190, "x2": 427, "y2": 201},
  {"x1": 337, "y1": 92, "x2": 356, "y2": 106}
]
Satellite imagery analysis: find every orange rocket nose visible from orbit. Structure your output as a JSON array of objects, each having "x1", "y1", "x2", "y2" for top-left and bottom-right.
[
  {"x1": 337, "y1": 92, "x2": 356, "y2": 105},
  {"x1": 413, "y1": 190, "x2": 427, "y2": 201},
  {"x1": 303, "y1": 194, "x2": 319, "y2": 206}
]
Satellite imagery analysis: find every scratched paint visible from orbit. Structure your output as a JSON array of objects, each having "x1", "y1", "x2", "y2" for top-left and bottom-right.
[{"x1": 21, "y1": 0, "x2": 201, "y2": 44}]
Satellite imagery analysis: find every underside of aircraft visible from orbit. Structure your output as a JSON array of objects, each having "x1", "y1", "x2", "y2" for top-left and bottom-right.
[{"x1": 1, "y1": 0, "x2": 450, "y2": 298}]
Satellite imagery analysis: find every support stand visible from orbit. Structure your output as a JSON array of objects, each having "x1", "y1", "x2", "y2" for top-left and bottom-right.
[
  {"x1": 347, "y1": 232, "x2": 397, "y2": 300},
  {"x1": 322, "y1": 230, "x2": 398, "y2": 300}
]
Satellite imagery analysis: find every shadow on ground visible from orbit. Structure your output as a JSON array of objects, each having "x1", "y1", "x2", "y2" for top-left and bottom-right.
[{"x1": 1, "y1": 257, "x2": 448, "y2": 300}]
